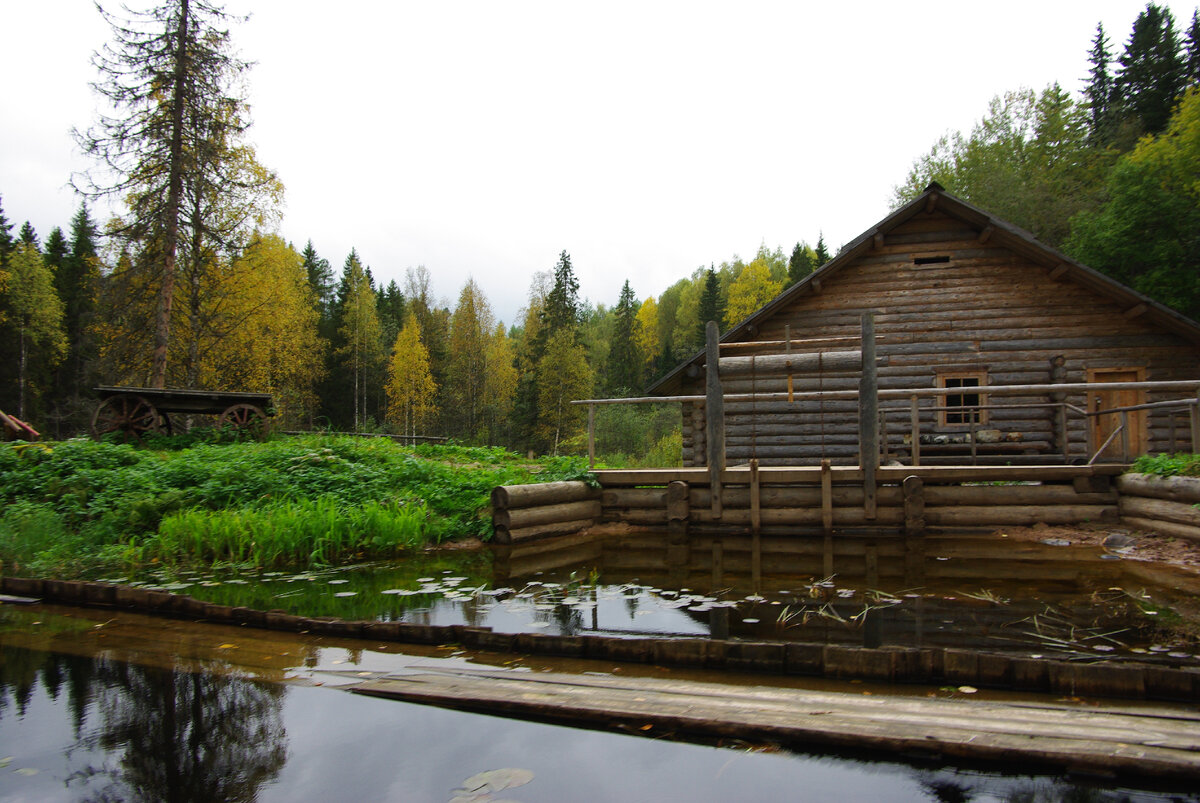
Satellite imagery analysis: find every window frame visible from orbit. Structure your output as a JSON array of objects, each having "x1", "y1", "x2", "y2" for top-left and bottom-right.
[{"x1": 937, "y1": 370, "x2": 988, "y2": 429}]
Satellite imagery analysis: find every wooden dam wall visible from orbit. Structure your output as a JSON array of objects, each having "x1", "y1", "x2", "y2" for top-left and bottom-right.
[{"x1": 491, "y1": 463, "x2": 1126, "y2": 544}]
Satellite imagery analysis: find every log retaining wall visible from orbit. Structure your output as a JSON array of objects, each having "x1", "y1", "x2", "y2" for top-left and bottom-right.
[{"x1": 1117, "y1": 473, "x2": 1200, "y2": 543}]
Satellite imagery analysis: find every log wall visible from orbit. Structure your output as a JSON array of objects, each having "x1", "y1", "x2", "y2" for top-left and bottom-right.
[
  {"x1": 492, "y1": 465, "x2": 1126, "y2": 542},
  {"x1": 673, "y1": 211, "x2": 1200, "y2": 466},
  {"x1": 1117, "y1": 473, "x2": 1200, "y2": 543}
]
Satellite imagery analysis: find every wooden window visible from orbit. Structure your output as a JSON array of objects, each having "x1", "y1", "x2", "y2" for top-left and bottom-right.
[{"x1": 939, "y1": 372, "x2": 987, "y2": 428}]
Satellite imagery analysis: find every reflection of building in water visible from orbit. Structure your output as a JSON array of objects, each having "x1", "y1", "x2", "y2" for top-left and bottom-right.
[{"x1": 492, "y1": 530, "x2": 1197, "y2": 659}]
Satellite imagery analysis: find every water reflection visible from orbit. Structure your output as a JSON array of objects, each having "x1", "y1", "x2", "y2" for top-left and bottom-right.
[
  {"x1": 115, "y1": 531, "x2": 1200, "y2": 665},
  {"x1": 1, "y1": 642, "x2": 1195, "y2": 803},
  {"x1": 0, "y1": 646, "x2": 286, "y2": 801}
]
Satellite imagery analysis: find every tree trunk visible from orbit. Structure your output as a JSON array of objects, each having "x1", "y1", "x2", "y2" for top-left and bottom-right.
[
  {"x1": 18, "y1": 324, "x2": 27, "y2": 420},
  {"x1": 151, "y1": 0, "x2": 192, "y2": 390}
]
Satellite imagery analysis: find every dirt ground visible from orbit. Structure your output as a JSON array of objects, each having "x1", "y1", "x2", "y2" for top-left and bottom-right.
[{"x1": 998, "y1": 521, "x2": 1200, "y2": 573}]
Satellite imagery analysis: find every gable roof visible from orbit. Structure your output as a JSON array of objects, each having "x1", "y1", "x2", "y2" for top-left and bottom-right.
[{"x1": 647, "y1": 183, "x2": 1200, "y2": 395}]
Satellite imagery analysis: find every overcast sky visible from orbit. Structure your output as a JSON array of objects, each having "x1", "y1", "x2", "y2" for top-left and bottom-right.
[{"x1": 2, "y1": 1, "x2": 1197, "y2": 325}]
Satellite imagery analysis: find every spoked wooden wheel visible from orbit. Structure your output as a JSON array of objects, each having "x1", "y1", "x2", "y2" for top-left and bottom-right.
[
  {"x1": 91, "y1": 395, "x2": 168, "y2": 441},
  {"x1": 219, "y1": 403, "x2": 269, "y2": 439}
]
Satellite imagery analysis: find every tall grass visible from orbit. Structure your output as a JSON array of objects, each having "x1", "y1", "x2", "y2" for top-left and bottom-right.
[{"x1": 146, "y1": 498, "x2": 429, "y2": 568}]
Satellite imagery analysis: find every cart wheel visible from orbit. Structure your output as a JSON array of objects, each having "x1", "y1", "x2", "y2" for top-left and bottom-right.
[
  {"x1": 219, "y1": 403, "x2": 269, "y2": 440},
  {"x1": 91, "y1": 395, "x2": 166, "y2": 442}
]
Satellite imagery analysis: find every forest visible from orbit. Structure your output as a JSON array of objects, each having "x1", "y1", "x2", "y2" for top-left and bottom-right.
[{"x1": 1, "y1": 2, "x2": 1199, "y2": 463}]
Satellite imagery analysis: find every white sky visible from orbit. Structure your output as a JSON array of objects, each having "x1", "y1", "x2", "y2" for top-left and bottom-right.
[{"x1": 2, "y1": 1, "x2": 1196, "y2": 326}]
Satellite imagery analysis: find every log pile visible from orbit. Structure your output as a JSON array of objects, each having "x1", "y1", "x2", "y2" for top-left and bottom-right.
[
  {"x1": 1117, "y1": 473, "x2": 1200, "y2": 543},
  {"x1": 491, "y1": 481, "x2": 601, "y2": 544}
]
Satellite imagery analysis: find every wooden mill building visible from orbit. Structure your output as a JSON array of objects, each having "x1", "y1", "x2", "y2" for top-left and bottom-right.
[{"x1": 647, "y1": 184, "x2": 1200, "y2": 467}]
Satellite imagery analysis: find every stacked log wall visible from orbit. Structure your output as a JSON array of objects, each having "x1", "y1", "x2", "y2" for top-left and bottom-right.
[
  {"x1": 675, "y1": 211, "x2": 1200, "y2": 466},
  {"x1": 491, "y1": 481, "x2": 601, "y2": 544},
  {"x1": 1116, "y1": 473, "x2": 1200, "y2": 543}
]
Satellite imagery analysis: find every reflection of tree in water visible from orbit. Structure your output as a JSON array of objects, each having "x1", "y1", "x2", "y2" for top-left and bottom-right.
[
  {"x1": 912, "y1": 768, "x2": 1120, "y2": 803},
  {"x1": 0, "y1": 646, "x2": 288, "y2": 802},
  {"x1": 85, "y1": 658, "x2": 288, "y2": 802}
]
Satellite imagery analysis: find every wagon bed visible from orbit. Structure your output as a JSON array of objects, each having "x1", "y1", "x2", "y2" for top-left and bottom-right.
[{"x1": 92, "y1": 386, "x2": 274, "y2": 440}]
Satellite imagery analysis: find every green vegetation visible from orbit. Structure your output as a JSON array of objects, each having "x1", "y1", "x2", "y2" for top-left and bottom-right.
[
  {"x1": 0, "y1": 434, "x2": 591, "y2": 577},
  {"x1": 1131, "y1": 452, "x2": 1200, "y2": 477}
]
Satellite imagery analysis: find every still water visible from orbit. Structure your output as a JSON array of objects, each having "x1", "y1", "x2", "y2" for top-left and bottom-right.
[
  {"x1": 108, "y1": 532, "x2": 1200, "y2": 665},
  {"x1": 0, "y1": 608, "x2": 1195, "y2": 803}
]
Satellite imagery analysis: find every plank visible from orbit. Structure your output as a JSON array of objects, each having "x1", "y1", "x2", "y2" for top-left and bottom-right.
[{"x1": 348, "y1": 666, "x2": 1200, "y2": 781}]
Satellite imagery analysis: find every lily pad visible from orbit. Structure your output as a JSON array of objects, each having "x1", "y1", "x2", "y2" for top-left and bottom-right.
[{"x1": 451, "y1": 767, "x2": 534, "y2": 798}]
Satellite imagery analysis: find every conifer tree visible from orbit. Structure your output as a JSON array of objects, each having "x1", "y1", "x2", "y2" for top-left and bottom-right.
[
  {"x1": 1186, "y1": 10, "x2": 1200, "y2": 86},
  {"x1": 18, "y1": 222, "x2": 39, "y2": 249},
  {"x1": 333, "y1": 250, "x2": 384, "y2": 430},
  {"x1": 0, "y1": 195, "x2": 13, "y2": 268},
  {"x1": 696, "y1": 267, "x2": 725, "y2": 339},
  {"x1": 445, "y1": 278, "x2": 494, "y2": 439},
  {"x1": 815, "y1": 234, "x2": 831, "y2": 266},
  {"x1": 605, "y1": 280, "x2": 641, "y2": 396},
  {"x1": 788, "y1": 242, "x2": 817, "y2": 285},
  {"x1": 1085, "y1": 23, "x2": 1118, "y2": 144},
  {"x1": 1117, "y1": 3, "x2": 1186, "y2": 138},
  {"x1": 301, "y1": 240, "x2": 334, "y2": 321},
  {"x1": 75, "y1": 0, "x2": 270, "y2": 388}
]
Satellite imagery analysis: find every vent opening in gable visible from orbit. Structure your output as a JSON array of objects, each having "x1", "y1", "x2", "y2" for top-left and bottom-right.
[{"x1": 914, "y1": 256, "x2": 951, "y2": 265}]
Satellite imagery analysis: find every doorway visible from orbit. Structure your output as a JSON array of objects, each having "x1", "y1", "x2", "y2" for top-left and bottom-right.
[{"x1": 1087, "y1": 367, "x2": 1146, "y2": 461}]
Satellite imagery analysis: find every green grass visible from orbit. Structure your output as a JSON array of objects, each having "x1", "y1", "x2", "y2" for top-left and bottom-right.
[{"x1": 0, "y1": 434, "x2": 592, "y2": 576}]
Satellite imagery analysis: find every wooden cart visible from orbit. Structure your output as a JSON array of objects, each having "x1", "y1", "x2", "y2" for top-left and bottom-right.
[{"x1": 91, "y1": 386, "x2": 274, "y2": 440}]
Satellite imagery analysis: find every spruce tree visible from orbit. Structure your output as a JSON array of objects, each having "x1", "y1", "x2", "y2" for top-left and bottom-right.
[
  {"x1": 1186, "y1": 9, "x2": 1200, "y2": 86},
  {"x1": 696, "y1": 267, "x2": 725, "y2": 339},
  {"x1": 541, "y1": 250, "x2": 580, "y2": 338},
  {"x1": 815, "y1": 234, "x2": 831, "y2": 266},
  {"x1": 605, "y1": 280, "x2": 640, "y2": 396},
  {"x1": 18, "y1": 222, "x2": 39, "y2": 249},
  {"x1": 50, "y1": 205, "x2": 102, "y2": 434},
  {"x1": 788, "y1": 242, "x2": 817, "y2": 285},
  {"x1": 1117, "y1": 3, "x2": 1186, "y2": 137},
  {"x1": 1085, "y1": 22, "x2": 1117, "y2": 144},
  {"x1": 0, "y1": 195, "x2": 13, "y2": 267},
  {"x1": 301, "y1": 240, "x2": 334, "y2": 320}
]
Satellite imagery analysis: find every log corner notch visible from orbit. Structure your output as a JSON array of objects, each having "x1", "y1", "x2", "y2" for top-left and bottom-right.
[{"x1": 491, "y1": 481, "x2": 601, "y2": 544}]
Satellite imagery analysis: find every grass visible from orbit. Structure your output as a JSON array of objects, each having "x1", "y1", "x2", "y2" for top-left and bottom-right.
[{"x1": 0, "y1": 434, "x2": 593, "y2": 577}]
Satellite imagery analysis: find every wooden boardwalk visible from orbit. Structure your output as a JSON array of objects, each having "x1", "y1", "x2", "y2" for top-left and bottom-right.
[{"x1": 346, "y1": 665, "x2": 1200, "y2": 781}]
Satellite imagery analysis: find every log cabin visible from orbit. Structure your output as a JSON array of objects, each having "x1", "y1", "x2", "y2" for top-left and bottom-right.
[{"x1": 647, "y1": 184, "x2": 1200, "y2": 466}]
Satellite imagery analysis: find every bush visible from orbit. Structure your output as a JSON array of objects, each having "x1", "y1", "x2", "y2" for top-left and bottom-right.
[{"x1": 1131, "y1": 453, "x2": 1200, "y2": 478}]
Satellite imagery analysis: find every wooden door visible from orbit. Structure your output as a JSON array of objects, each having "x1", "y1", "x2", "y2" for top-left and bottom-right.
[{"x1": 1087, "y1": 368, "x2": 1146, "y2": 461}]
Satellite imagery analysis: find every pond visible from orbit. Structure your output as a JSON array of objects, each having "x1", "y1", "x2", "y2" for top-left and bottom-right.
[
  {"x1": 106, "y1": 531, "x2": 1200, "y2": 665},
  {"x1": 0, "y1": 604, "x2": 1195, "y2": 803}
]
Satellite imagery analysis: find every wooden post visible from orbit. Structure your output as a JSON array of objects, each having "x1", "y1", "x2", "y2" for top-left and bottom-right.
[
  {"x1": 1060, "y1": 405, "x2": 1070, "y2": 462},
  {"x1": 859, "y1": 313, "x2": 878, "y2": 519},
  {"x1": 785, "y1": 324, "x2": 794, "y2": 403},
  {"x1": 705, "y1": 321, "x2": 725, "y2": 517},
  {"x1": 667, "y1": 481, "x2": 690, "y2": 584},
  {"x1": 865, "y1": 543, "x2": 879, "y2": 588},
  {"x1": 1120, "y1": 411, "x2": 1130, "y2": 462},
  {"x1": 750, "y1": 459, "x2": 761, "y2": 595},
  {"x1": 910, "y1": 395, "x2": 921, "y2": 466},
  {"x1": 821, "y1": 458, "x2": 833, "y2": 535},
  {"x1": 1191, "y1": 390, "x2": 1200, "y2": 453},
  {"x1": 903, "y1": 475, "x2": 925, "y2": 536},
  {"x1": 823, "y1": 534, "x2": 834, "y2": 578},
  {"x1": 969, "y1": 408, "x2": 978, "y2": 465},
  {"x1": 587, "y1": 403, "x2": 596, "y2": 469},
  {"x1": 880, "y1": 406, "x2": 890, "y2": 463},
  {"x1": 711, "y1": 540, "x2": 724, "y2": 588}
]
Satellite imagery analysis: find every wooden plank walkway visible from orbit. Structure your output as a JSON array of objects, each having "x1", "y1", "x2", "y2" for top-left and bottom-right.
[{"x1": 346, "y1": 666, "x2": 1200, "y2": 780}]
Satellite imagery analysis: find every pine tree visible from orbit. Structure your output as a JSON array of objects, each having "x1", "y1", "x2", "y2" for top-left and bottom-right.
[
  {"x1": 1117, "y1": 3, "x2": 1187, "y2": 138},
  {"x1": 333, "y1": 250, "x2": 384, "y2": 430},
  {"x1": 1085, "y1": 22, "x2": 1118, "y2": 144},
  {"x1": 605, "y1": 280, "x2": 641, "y2": 396}
]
